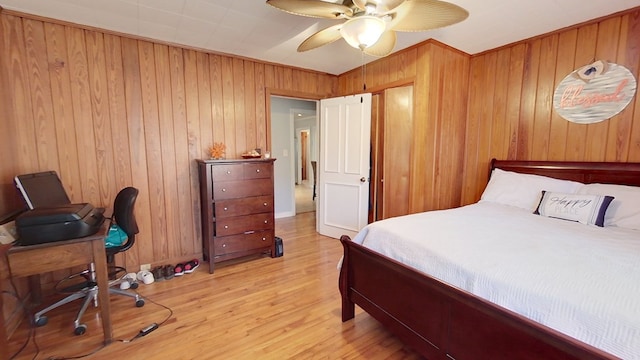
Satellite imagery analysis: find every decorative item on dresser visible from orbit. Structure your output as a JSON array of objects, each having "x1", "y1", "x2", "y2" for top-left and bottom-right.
[{"x1": 197, "y1": 158, "x2": 277, "y2": 273}]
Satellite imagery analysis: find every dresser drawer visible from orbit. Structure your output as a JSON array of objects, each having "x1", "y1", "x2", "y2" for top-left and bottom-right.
[
  {"x1": 214, "y1": 231, "x2": 273, "y2": 256},
  {"x1": 215, "y1": 213, "x2": 274, "y2": 236},
  {"x1": 215, "y1": 195, "x2": 273, "y2": 218},
  {"x1": 211, "y1": 164, "x2": 244, "y2": 181},
  {"x1": 213, "y1": 179, "x2": 273, "y2": 200},
  {"x1": 243, "y1": 162, "x2": 272, "y2": 179}
]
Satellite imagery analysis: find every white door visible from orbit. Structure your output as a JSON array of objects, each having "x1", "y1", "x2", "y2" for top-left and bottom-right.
[{"x1": 318, "y1": 93, "x2": 372, "y2": 239}]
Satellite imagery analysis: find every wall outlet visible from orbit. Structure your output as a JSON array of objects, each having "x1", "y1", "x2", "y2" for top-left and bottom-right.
[{"x1": 140, "y1": 264, "x2": 151, "y2": 272}]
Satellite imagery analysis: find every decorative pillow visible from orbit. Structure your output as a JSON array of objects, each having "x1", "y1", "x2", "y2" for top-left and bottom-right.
[
  {"x1": 480, "y1": 168, "x2": 583, "y2": 211},
  {"x1": 534, "y1": 191, "x2": 614, "y2": 227},
  {"x1": 578, "y1": 183, "x2": 640, "y2": 230}
]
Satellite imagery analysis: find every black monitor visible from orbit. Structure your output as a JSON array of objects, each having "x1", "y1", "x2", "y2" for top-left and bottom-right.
[{"x1": 14, "y1": 171, "x2": 71, "y2": 209}]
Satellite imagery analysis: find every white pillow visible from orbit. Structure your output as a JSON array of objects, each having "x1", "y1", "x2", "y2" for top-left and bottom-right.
[
  {"x1": 578, "y1": 183, "x2": 640, "y2": 230},
  {"x1": 480, "y1": 168, "x2": 583, "y2": 211},
  {"x1": 534, "y1": 191, "x2": 614, "y2": 227}
]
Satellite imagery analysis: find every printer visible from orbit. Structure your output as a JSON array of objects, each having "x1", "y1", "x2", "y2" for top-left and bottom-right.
[
  {"x1": 16, "y1": 203, "x2": 105, "y2": 245},
  {"x1": 13, "y1": 170, "x2": 106, "y2": 245}
]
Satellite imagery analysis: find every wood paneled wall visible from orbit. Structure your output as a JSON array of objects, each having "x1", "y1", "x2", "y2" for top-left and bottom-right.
[
  {"x1": 1, "y1": 6, "x2": 639, "y2": 271},
  {"x1": 460, "y1": 9, "x2": 640, "y2": 204},
  {"x1": 0, "y1": 11, "x2": 338, "y2": 273},
  {"x1": 339, "y1": 41, "x2": 470, "y2": 213}
]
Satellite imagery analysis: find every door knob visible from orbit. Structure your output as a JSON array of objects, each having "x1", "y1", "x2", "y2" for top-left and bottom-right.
[{"x1": 360, "y1": 177, "x2": 366, "y2": 182}]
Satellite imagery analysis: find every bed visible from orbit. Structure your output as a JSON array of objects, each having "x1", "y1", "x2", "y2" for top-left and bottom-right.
[{"x1": 339, "y1": 159, "x2": 640, "y2": 360}]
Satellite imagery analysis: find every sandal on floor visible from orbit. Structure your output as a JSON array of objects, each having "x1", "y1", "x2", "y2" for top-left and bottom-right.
[
  {"x1": 184, "y1": 259, "x2": 199, "y2": 274},
  {"x1": 174, "y1": 263, "x2": 185, "y2": 276}
]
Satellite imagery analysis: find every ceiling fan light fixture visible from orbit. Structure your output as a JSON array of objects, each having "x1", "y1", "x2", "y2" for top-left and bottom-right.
[
  {"x1": 364, "y1": 3, "x2": 376, "y2": 14},
  {"x1": 340, "y1": 15, "x2": 386, "y2": 50}
]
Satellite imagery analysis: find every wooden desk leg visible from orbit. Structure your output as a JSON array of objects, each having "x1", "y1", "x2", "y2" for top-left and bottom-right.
[{"x1": 91, "y1": 239, "x2": 113, "y2": 344}]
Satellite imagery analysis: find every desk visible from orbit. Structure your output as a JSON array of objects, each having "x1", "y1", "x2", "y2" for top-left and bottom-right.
[{"x1": 0, "y1": 228, "x2": 112, "y2": 359}]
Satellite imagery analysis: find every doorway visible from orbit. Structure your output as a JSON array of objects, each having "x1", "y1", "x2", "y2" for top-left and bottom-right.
[
  {"x1": 269, "y1": 96, "x2": 318, "y2": 218},
  {"x1": 296, "y1": 128, "x2": 314, "y2": 214}
]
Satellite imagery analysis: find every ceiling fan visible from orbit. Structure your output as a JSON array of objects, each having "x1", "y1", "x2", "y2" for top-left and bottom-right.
[{"x1": 266, "y1": 0, "x2": 469, "y2": 57}]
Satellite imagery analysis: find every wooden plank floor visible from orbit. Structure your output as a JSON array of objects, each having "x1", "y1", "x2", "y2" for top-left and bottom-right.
[{"x1": 8, "y1": 212, "x2": 422, "y2": 359}]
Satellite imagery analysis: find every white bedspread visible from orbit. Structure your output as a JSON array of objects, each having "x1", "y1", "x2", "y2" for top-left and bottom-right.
[{"x1": 352, "y1": 202, "x2": 640, "y2": 359}]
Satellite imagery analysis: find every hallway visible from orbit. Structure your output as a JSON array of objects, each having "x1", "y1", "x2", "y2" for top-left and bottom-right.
[{"x1": 295, "y1": 179, "x2": 315, "y2": 214}]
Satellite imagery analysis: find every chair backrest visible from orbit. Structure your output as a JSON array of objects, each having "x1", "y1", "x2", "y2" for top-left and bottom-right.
[
  {"x1": 108, "y1": 187, "x2": 139, "y2": 255},
  {"x1": 311, "y1": 161, "x2": 317, "y2": 183}
]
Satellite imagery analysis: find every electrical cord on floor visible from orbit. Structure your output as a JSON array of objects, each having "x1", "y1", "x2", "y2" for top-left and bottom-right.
[
  {"x1": 3, "y1": 251, "x2": 39, "y2": 360},
  {"x1": 44, "y1": 291, "x2": 174, "y2": 360},
  {"x1": 43, "y1": 343, "x2": 107, "y2": 360},
  {"x1": 2, "y1": 289, "x2": 33, "y2": 360},
  {"x1": 3, "y1": 249, "x2": 173, "y2": 360},
  {"x1": 115, "y1": 293, "x2": 173, "y2": 344}
]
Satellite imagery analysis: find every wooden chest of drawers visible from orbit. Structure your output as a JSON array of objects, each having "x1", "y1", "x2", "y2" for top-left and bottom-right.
[{"x1": 197, "y1": 158, "x2": 276, "y2": 273}]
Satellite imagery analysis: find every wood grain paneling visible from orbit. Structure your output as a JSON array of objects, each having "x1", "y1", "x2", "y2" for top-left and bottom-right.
[
  {"x1": 461, "y1": 9, "x2": 640, "y2": 204},
  {"x1": 339, "y1": 41, "x2": 470, "y2": 213},
  {"x1": 382, "y1": 85, "x2": 413, "y2": 218},
  {"x1": 0, "y1": 11, "x2": 338, "y2": 279},
  {"x1": 1, "y1": 6, "x2": 638, "y2": 283}
]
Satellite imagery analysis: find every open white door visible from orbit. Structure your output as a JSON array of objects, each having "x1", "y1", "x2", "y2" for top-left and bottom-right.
[{"x1": 318, "y1": 93, "x2": 371, "y2": 239}]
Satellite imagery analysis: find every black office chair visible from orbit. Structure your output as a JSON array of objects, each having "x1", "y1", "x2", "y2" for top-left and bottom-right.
[
  {"x1": 106, "y1": 186, "x2": 140, "y2": 273},
  {"x1": 311, "y1": 161, "x2": 318, "y2": 201},
  {"x1": 33, "y1": 187, "x2": 144, "y2": 335}
]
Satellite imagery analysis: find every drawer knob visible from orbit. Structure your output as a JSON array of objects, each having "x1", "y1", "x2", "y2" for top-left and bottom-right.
[
  {"x1": 224, "y1": 207, "x2": 228, "y2": 211},
  {"x1": 262, "y1": 237, "x2": 266, "y2": 241},
  {"x1": 222, "y1": 243, "x2": 226, "y2": 247},
  {"x1": 222, "y1": 188, "x2": 226, "y2": 192},
  {"x1": 256, "y1": 169, "x2": 260, "y2": 173},
  {"x1": 226, "y1": 170, "x2": 231, "y2": 174},
  {"x1": 264, "y1": 220, "x2": 268, "y2": 224},
  {"x1": 224, "y1": 225, "x2": 229, "y2": 229},
  {"x1": 263, "y1": 202, "x2": 267, "y2": 206}
]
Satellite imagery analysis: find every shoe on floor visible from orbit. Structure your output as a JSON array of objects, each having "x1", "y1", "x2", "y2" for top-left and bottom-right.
[
  {"x1": 136, "y1": 270, "x2": 154, "y2": 285},
  {"x1": 174, "y1": 263, "x2": 185, "y2": 276},
  {"x1": 184, "y1": 259, "x2": 199, "y2": 274},
  {"x1": 164, "y1": 264, "x2": 175, "y2": 280},
  {"x1": 152, "y1": 266, "x2": 165, "y2": 282}
]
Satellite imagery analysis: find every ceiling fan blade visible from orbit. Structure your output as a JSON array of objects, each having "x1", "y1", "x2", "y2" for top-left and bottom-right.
[
  {"x1": 363, "y1": 30, "x2": 397, "y2": 57},
  {"x1": 266, "y1": 0, "x2": 353, "y2": 19},
  {"x1": 353, "y1": 0, "x2": 406, "y2": 13},
  {"x1": 297, "y1": 24, "x2": 343, "y2": 52},
  {"x1": 389, "y1": 0, "x2": 468, "y2": 32}
]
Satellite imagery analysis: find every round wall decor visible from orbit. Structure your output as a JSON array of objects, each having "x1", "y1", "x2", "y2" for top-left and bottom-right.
[{"x1": 553, "y1": 60, "x2": 637, "y2": 124}]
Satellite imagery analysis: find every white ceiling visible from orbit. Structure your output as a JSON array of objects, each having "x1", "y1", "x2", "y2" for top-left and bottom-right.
[{"x1": 1, "y1": 0, "x2": 638, "y2": 75}]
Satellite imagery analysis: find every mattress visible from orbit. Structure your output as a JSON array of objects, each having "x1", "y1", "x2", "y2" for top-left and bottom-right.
[{"x1": 352, "y1": 202, "x2": 640, "y2": 359}]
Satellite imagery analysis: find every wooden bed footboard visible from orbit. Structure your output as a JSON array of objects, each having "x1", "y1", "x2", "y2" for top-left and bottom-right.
[{"x1": 339, "y1": 236, "x2": 618, "y2": 360}]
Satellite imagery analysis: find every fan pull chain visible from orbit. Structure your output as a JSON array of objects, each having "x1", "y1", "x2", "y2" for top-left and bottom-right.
[{"x1": 361, "y1": 51, "x2": 367, "y2": 91}]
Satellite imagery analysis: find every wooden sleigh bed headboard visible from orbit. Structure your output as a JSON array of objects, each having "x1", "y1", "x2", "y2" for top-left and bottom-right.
[
  {"x1": 491, "y1": 159, "x2": 640, "y2": 187},
  {"x1": 340, "y1": 159, "x2": 640, "y2": 360}
]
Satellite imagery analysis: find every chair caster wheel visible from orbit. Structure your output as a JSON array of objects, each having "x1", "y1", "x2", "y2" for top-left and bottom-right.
[
  {"x1": 135, "y1": 299, "x2": 145, "y2": 307},
  {"x1": 130, "y1": 282, "x2": 139, "y2": 289},
  {"x1": 74, "y1": 324, "x2": 87, "y2": 335},
  {"x1": 34, "y1": 316, "x2": 48, "y2": 327}
]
